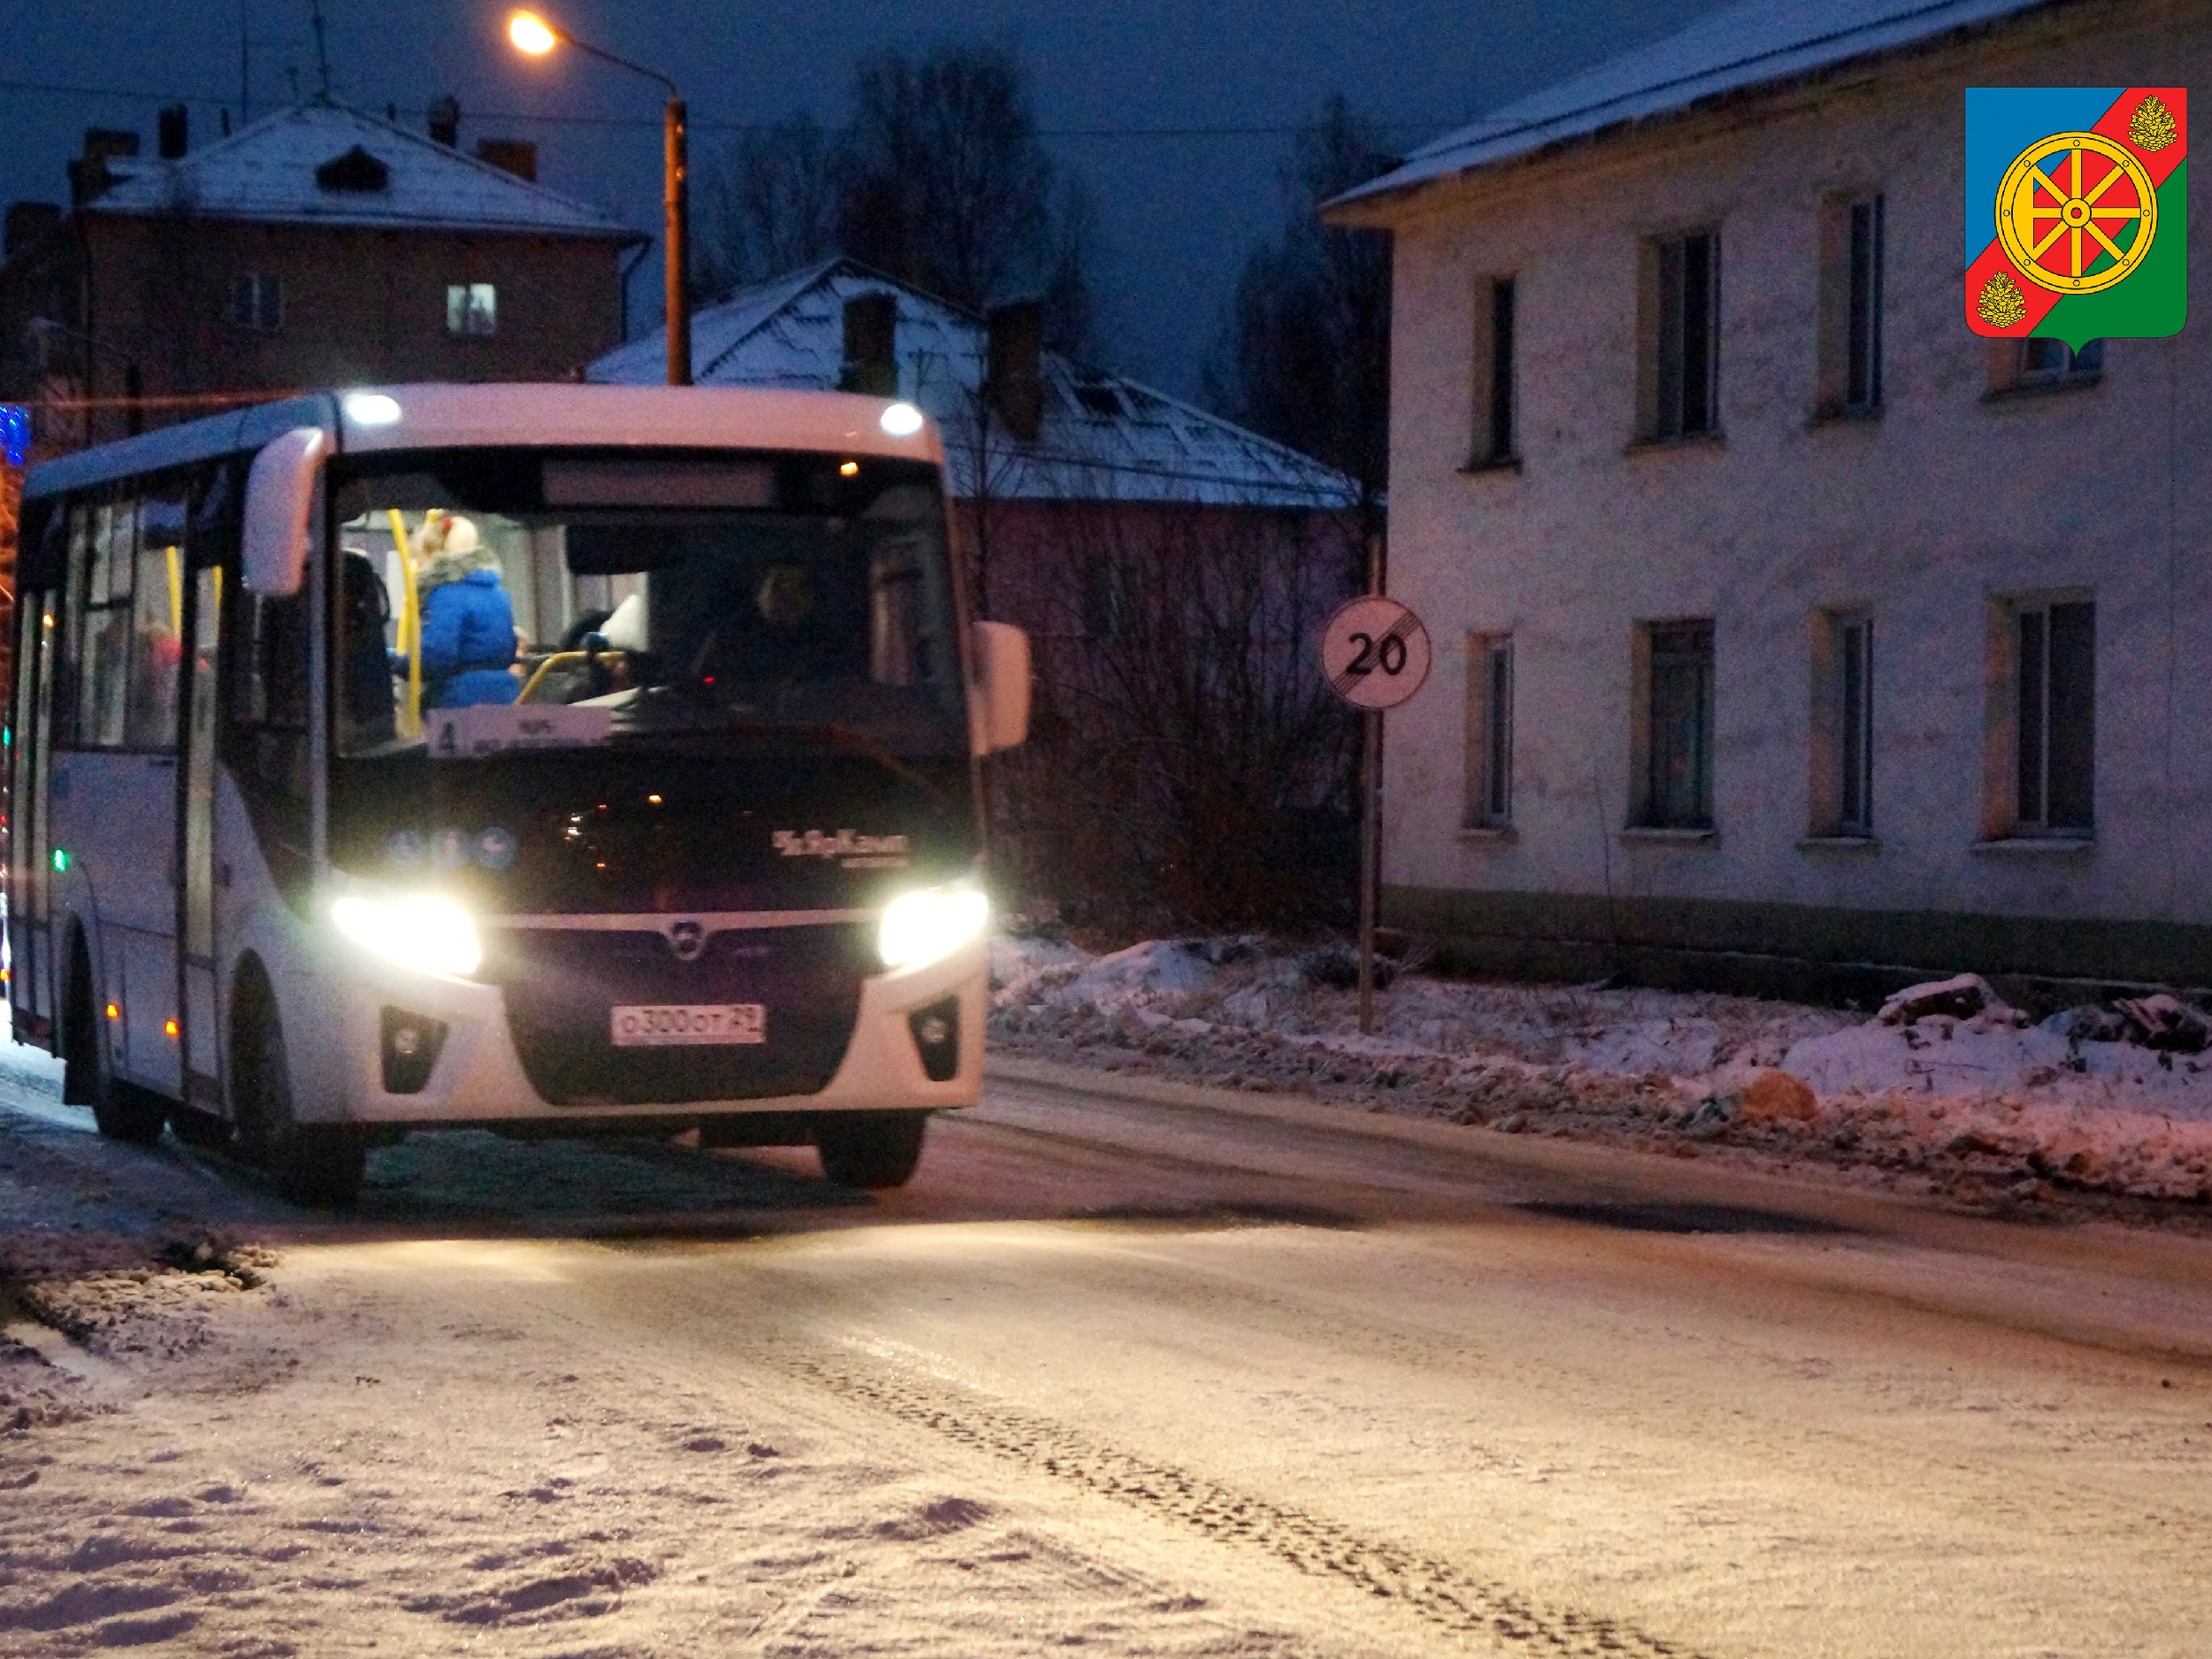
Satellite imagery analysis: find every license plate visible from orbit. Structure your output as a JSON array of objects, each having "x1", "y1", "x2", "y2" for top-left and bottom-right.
[{"x1": 611, "y1": 1003, "x2": 766, "y2": 1047}]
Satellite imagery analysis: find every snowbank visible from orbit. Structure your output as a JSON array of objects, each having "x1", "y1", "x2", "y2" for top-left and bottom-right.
[{"x1": 990, "y1": 935, "x2": 2212, "y2": 1204}]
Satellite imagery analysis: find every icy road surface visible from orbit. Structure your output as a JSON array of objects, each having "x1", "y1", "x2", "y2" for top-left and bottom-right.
[{"x1": 2, "y1": 1053, "x2": 2210, "y2": 1657}]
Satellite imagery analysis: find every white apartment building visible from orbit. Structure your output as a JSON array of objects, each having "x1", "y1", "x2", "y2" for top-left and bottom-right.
[{"x1": 1328, "y1": 0, "x2": 2208, "y2": 999}]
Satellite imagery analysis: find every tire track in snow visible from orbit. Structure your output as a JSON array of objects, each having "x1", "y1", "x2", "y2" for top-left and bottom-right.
[{"x1": 775, "y1": 1350, "x2": 1700, "y2": 1658}]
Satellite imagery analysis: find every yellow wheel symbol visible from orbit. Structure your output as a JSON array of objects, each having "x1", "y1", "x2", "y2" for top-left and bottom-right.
[{"x1": 1995, "y1": 131, "x2": 2157, "y2": 294}]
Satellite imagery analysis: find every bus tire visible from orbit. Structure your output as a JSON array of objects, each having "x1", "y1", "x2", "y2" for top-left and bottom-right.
[
  {"x1": 811, "y1": 1110, "x2": 929, "y2": 1189},
  {"x1": 65, "y1": 933, "x2": 167, "y2": 1146},
  {"x1": 232, "y1": 969, "x2": 366, "y2": 1209}
]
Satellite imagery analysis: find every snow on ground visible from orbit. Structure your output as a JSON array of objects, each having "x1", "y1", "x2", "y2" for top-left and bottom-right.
[{"x1": 990, "y1": 935, "x2": 2212, "y2": 1209}]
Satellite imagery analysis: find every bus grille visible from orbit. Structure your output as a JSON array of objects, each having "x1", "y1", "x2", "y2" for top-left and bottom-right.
[{"x1": 480, "y1": 922, "x2": 871, "y2": 1106}]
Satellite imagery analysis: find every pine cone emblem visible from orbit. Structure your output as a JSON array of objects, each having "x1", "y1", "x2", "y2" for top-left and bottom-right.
[
  {"x1": 2129, "y1": 94, "x2": 2177, "y2": 153},
  {"x1": 1977, "y1": 272, "x2": 2027, "y2": 329}
]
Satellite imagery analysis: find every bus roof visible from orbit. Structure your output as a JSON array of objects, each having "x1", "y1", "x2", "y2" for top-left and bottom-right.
[{"x1": 23, "y1": 384, "x2": 945, "y2": 503}]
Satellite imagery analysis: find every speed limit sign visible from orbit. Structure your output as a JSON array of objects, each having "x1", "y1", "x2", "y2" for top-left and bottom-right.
[{"x1": 1319, "y1": 595, "x2": 1431, "y2": 710}]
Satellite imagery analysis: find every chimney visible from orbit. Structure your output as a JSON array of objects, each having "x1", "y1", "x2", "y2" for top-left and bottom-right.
[
  {"x1": 474, "y1": 138, "x2": 537, "y2": 181},
  {"x1": 157, "y1": 104, "x2": 188, "y2": 159},
  {"x1": 426, "y1": 95, "x2": 460, "y2": 148},
  {"x1": 4, "y1": 202, "x2": 63, "y2": 263},
  {"x1": 986, "y1": 299, "x2": 1043, "y2": 442},
  {"x1": 69, "y1": 127, "x2": 139, "y2": 205},
  {"x1": 838, "y1": 292, "x2": 899, "y2": 398}
]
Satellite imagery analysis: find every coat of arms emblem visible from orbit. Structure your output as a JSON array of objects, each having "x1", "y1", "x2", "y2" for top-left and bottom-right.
[{"x1": 1965, "y1": 87, "x2": 2187, "y2": 346}]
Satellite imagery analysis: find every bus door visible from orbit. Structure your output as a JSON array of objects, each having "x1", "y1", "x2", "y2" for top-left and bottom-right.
[
  {"x1": 85, "y1": 495, "x2": 187, "y2": 1099},
  {"x1": 8, "y1": 590, "x2": 59, "y2": 1046},
  {"x1": 178, "y1": 564, "x2": 224, "y2": 1112}
]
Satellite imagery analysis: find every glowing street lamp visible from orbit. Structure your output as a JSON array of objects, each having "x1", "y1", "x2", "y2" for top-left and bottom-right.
[{"x1": 506, "y1": 10, "x2": 690, "y2": 386}]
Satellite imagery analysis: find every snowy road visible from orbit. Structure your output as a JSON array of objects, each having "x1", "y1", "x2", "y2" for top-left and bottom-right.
[{"x1": 3, "y1": 1053, "x2": 2211, "y2": 1656}]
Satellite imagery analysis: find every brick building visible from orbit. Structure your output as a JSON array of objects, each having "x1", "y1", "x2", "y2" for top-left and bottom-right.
[{"x1": 0, "y1": 99, "x2": 641, "y2": 451}]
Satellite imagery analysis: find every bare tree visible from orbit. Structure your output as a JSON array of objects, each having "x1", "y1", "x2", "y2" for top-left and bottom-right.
[
  {"x1": 1205, "y1": 96, "x2": 1395, "y2": 524},
  {"x1": 695, "y1": 113, "x2": 842, "y2": 297},
  {"x1": 695, "y1": 41, "x2": 1094, "y2": 354},
  {"x1": 997, "y1": 503, "x2": 1362, "y2": 932}
]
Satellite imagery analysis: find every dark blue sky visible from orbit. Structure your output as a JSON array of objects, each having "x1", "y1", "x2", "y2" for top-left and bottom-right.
[{"x1": 0, "y1": 0, "x2": 1726, "y2": 393}]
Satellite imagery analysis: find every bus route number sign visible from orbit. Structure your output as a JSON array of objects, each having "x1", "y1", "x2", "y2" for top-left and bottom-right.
[{"x1": 1319, "y1": 596, "x2": 1432, "y2": 711}]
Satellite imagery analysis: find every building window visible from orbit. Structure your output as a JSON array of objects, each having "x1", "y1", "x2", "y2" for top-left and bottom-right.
[
  {"x1": 2015, "y1": 599, "x2": 2094, "y2": 834},
  {"x1": 1469, "y1": 276, "x2": 1517, "y2": 465},
  {"x1": 1080, "y1": 556, "x2": 1131, "y2": 643},
  {"x1": 446, "y1": 282, "x2": 497, "y2": 337},
  {"x1": 228, "y1": 273, "x2": 281, "y2": 331},
  {"x1": 1816, "y1": 196, "x2": 1883, "y2": 416},
  {"x1": 1639, "y1": 620, "x2": 1714, "y2": 828},
  {"x1": 1989, "y1": 337, "x2": 2104, "y2": 395},
  {"x1": 1834, "y1": 614, "x2": 1873, "y2": 833},
  {"x1": 1464, "y1": 633, "x2": 1513, "y2": 827},
  {"x1": 1641, "y1": 231, "x2": 1719, "y2": 440}
]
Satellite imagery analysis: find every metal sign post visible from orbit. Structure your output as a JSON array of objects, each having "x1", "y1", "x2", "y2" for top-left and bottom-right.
[{"x1": 1318, "y1": 595, "x2": 1432, "y2": 1033}]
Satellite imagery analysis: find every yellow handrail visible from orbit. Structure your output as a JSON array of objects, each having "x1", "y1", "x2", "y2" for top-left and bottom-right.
[{"x1": 386, "y1": 511, "x2": 421, "y2": 735}]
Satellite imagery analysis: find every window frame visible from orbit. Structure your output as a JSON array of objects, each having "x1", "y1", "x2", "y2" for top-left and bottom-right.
[
  {"x1": 228, "y1": 272, "x2": 282, "y2": 333},
  {"x1": 1640, "y1": 229, "x2": 1720, "y2": 442},
  {"x1": 445, "y1": 282, "x2": 498, "y2": 338},
  {"x1": 1634, "y1": 618, "x2": 1716, "y2": 830},
  {"x1": 1467, "y1": 274, "x2": 1518, "y2": 468},
  {"x1": 1463, "y1": 632, "x2": 1514, "y2": 829},
  {"x1": 2009, "y1": 595, "x2": 2095, "y2": 836}
]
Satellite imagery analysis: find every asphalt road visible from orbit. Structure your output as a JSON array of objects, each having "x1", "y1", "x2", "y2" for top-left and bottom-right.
[{"x1": 4, "y1": 1054, "x2": 2210, "y2": 1657}]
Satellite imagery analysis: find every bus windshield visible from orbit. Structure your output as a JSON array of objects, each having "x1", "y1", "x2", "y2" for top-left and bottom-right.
[{"x1": 331, "y1": 448, "x2": 966, "y2": 757}]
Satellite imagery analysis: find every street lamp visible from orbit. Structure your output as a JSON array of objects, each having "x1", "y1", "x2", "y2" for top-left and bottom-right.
[{"x1": 507, "y1": 9, "x2": 690, "y2": 386}]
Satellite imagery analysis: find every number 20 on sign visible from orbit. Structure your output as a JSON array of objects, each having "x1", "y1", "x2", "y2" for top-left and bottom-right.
[{"x1": 1319, "y1": 596, "x2": 1432, "y2": 711}]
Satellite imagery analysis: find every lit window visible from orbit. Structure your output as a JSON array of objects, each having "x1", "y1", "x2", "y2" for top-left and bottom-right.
[{"x1": 446, "y1": 283, "x2": 497, "y2": 337}]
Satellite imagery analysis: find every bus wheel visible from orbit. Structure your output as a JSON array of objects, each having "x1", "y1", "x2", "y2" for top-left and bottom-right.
[
  {"x1": 65, "y1": 934, "x2": 167, "y2": 1146},
  {"x1": 232, "y1": 975, "x2": 366, "y2": 1209},
  {"x1": 811, "y1": 1110, "x2": 929, "y2": 1189}
]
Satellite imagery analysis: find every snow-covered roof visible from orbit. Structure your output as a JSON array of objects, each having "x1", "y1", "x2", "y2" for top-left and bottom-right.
[
  {"x1": 85, "y1": 101, "x2": 634, "y2": 240},
  {"x1": 1330, "y1": 0, "x2": 2058, "y2": 214},
  {"x1": 589, "y1": 258, "x2": 1359, "y2": 509}
]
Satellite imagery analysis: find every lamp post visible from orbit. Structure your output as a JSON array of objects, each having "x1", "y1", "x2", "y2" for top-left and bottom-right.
[{"x1": 508, "y1": 10, "x2": 689, "y2": 386}]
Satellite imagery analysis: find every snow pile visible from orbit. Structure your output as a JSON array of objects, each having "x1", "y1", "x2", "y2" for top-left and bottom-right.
[{"x1": 990, "y1": 936, "x2": 2212, "y2": 1205}]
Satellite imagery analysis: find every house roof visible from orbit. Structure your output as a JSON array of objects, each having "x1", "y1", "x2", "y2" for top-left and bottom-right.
[
  {"x1": 589, "y1": 258, "x2": 1360, "y2": 509},
  {"x1": 85, "y1": 101, "x2": 636, "y2": 240},
  {"x1": 1329, "y1": 0, "x2": 2059, "y2": 215}
]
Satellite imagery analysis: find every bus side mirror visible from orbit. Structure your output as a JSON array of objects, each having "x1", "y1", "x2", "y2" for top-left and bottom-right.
[
  {"x1": 971, "y1": 620, "x2": 1030, "y2": 754},
  {"x1": 242, "y1": 426, "x2": 329, "y2": 597}
]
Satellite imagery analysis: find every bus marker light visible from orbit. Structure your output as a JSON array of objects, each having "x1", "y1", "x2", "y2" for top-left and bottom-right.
[
  {"x1": 343, "y1": 392, "x2": 403, "y2": 426},
  {"x1": 840, "y1": 460, "x2": 860, "y2": 476}
]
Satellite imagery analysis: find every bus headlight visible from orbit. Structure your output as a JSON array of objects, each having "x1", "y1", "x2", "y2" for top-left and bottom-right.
[
  {"x1": 331, "y1": 893, "x2": 481, "y2": 977},
  {"x1": 878, "y1": 885, "x2": 987, "y2": 970}
]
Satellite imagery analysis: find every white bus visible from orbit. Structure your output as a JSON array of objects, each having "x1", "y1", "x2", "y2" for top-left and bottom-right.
[{"x1": 6, "y1": 385, "x2": 1029, "y2": 1204}]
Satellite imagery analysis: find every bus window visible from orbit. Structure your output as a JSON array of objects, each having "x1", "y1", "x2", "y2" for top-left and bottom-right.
[
  {"x1": 126, "y1": 488, "x2": 187, "y2": 750},
  {"x1": 329, "y1": 453, "x2": 962, "y2": 756},
  {"x1": 227, "y1": 588, "x2": 311, "y2": 812},
  {"x1": 72, "y1": 500, "x2": 137, "y2": 749}
]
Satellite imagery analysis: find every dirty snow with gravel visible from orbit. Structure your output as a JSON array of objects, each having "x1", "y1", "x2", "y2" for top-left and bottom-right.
[{"x1": 989, "y1": 935, "x2": 2212, "y2": 1207}]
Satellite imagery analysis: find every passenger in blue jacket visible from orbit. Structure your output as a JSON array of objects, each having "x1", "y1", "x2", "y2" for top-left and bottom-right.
[{"x1": 413, "y1": 513, "x2": 518, "y2": 708}]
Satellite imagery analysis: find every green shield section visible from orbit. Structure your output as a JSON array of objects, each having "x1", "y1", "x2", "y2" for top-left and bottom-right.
[{"x1": 2037, "y1": 160, "x2": 2187, "y2": 349}]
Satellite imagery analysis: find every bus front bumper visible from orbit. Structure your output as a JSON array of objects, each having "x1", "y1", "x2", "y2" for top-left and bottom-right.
[{"x1": 300, "y1": 938, "x2": 987, "y2": 1125}]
